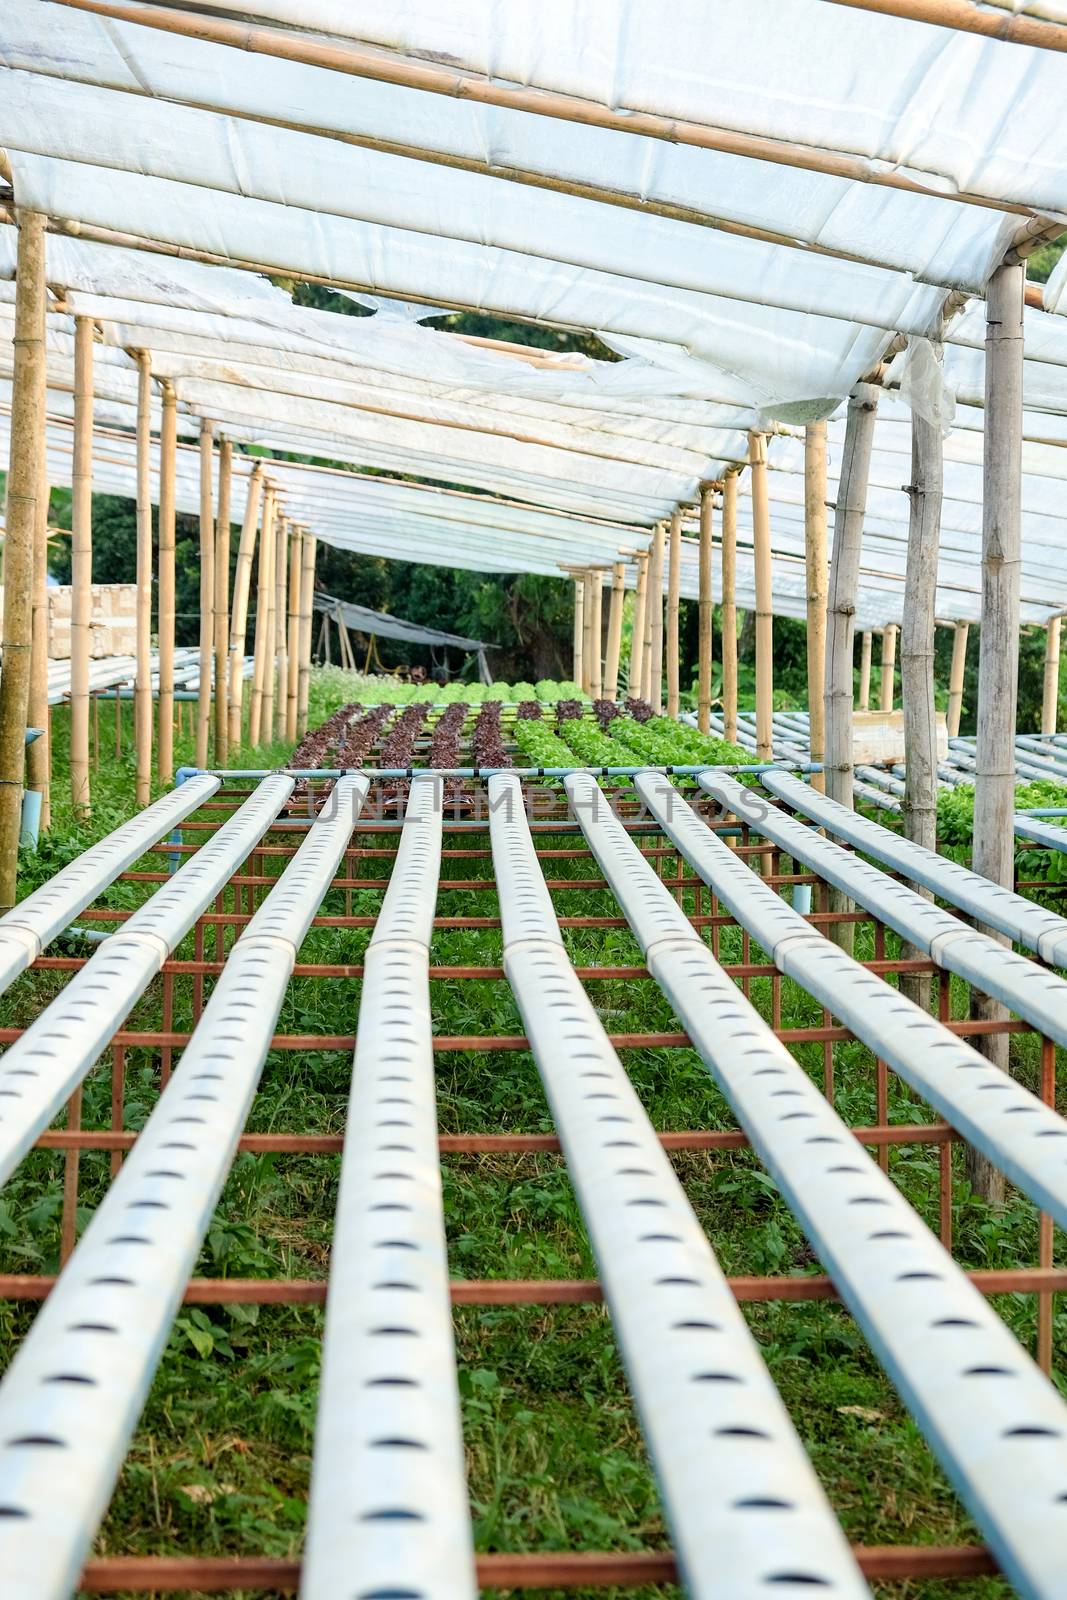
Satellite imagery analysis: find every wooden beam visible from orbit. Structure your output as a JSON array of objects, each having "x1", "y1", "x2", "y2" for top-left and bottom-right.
[
  {"x1": 156, "y1": 380, "x2": 176, "y2": 782},
  {"x1": 749, "y1": 432, "x2": 774, "y2": 762},
  {"x1": 946, "y1": 620, "x2": 969, "y2": 738},
  {"x1": 51, "y1": 1, "x2": 1044, "y2": 213},
  {"x1": 213, "y1": 435, "x2": 233, "y2": 769},
  {"x1": 70, "y1": 314, "x2": 94, "y2": 819},
  {"x1": 804, "y1": 423, "x2": 828, "y2": 791},
  {"x1": 0, "y1": 210, "x2": 45, "y2": 905},
  {"x1": 195, "y1": 418, "x2": 215, "y2": 769},
  {"x1": 1042, "y1": 617, "x2": 1061, "y2": 735},
  {"x1": 879, "y1": 622, "x2": 898, "y2": 711},
  {"x1": 134, "y1": 349, "x2": 153, "y2": 805},
  {"x1": 226, "y1": 463, "x2": 263, "y2": 750},
  {"x1": 665, "y1": 509, "x2": 682, "y2": 718},
  {"x1": 697, "y1": 486, "x2": 714, "y2": 736},
  {"x1": 721, "y1": 473, "x2": 739, "y2": 744},
  {"x1": 604, "y1": 562, "x2": 625, "y2": 704}
]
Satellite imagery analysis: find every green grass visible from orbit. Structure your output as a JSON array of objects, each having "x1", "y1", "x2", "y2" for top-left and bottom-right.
[{"x1": 1, "y1": 677, "x2": 1063, "y2": 1598}]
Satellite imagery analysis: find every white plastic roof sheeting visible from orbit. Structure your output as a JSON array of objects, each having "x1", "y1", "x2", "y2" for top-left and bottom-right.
[{"x1": 0, "y1": 0, "x2": 1066, "y2": 626}]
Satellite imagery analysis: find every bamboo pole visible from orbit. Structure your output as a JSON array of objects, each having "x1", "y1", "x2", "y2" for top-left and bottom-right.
[
  {"x1": 748, "y1": 432, "x2": 774, "y2": 761},
  {"x1": 213, "y1": 435, "x2": 232, "y2": 769},
  {"x1": 297, "y1": 534, "x2": 316, "y2": 738},
  {"x1": 157, "y1": 381, "x2": 177, "y2": 782},
  {"x1": 648, "y1": 521, "x2": 665, "y2": 714},
  {"x1": 721, "y1": 472, "x2": 739, "y2": 743},
  {"x1": 665, "y1": 509, "x2": 682, "y2": 718},
  {"x1": 26, "y1": 383, "x2": 50, "y2": 832},
  {"x1": 697, "y1": 486, "x2": 714, "y2": 735},
  {"x1": 824, "y1": 383, "x2": 879, "y2": 815},
  {"x1": 1042, "y1": 617, "x2": 1061, "y2": 734},
  {"x1": 274, "y1": 514, "x2": 289, "y2": 740},
  {"x1": 879, "y1": 623, "x2": 898, "y2": 711},
  {"x1": 628, "y1": 550, "x2": 648, "y2": 697},
  {"x1": 858, "y1": 631, "x2": 873, "y2": 711},
  {"x1": 947, "y1": 620, "x2": 969, "y2": 738},
  {"x1": 901, "y1": 398, "x2": 943, "y2": 1009},
  {"x1": 287, "y1": 527, "x2": 301, "y2": 741},
  {"x1": 640, "y1": 545, "x2": 655, "y2": 704},
  {"x1": 581, "y1": 569, "x2": 595, "y2": 695},
  {"x1": 70, "y1": 314, "x2": 94, "y2": 819},
  {"x1": 824, "y1": 382, "x2": 879, "y2": 955},
  {"x1": 226, "y1": 463, "x2": 263, "y2": 749},
  {"x1": 823, "y1": 0, "x2": 1067, "y2": 53},
  {"x1": 603, "y1": 561, "x2": 626, "y2": 704},
  {"x1": 804, "y1": 424, "x2": 828, "y2": 791},
  {"x1": 133, "y1": 350, "x2": 153, "y2": 805},
  {"x1": 261, "y1": 493, "x2": 277, "y2": 742},
  {"x1": 337, "y1": 611, "x2": 354, "y2": 673},
  {"x1": 195, "y1": 418, "x2": 215, "y2": 769},
  {"x1": 591, "y1": 570, "x2": 605, "y2": 700},
  {"x1": 248, "y1": 486, "x2": 275, "y2": 747},
  {"x1": 0, "y1": 210, "x2": 45, "y2": 905},
  {"x1": 50, "y1": 2, "x2": 1056, "y2": 205},
  {"x1": 572, "y1": 576, "x2": 584, "y2": 686},
  {"x1": 970, "y1": 261, "x2": 1025, "y2": 1203}
]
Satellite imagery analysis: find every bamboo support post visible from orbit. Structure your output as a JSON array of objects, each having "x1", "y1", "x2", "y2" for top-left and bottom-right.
[
  {"x1": 248, "y1": 486, "x2": 275, "y2": 747},
  {"x1": 640, "y1": 545, "x2": 655, "y2": 704},
  {"x1": 947, "y1": 620, "x2": 969, "y2": 738},
  {"x1": 604, "y1": 561, "x2": 625, "y2": 703},
  {"x1": 858, "y1": 631, "x2": 873, "y2": 711},
  {"x1": 804, "y1": 423, "x2": 828, "y2": 790},
  {"x1": 226, "y1": 463, "x2": 263, "y2": 750},
  {"x1": 901, "y1": 395, "x2": 943, "y2": 1008},
  {"x1": 70, "y1": 314, "x2": 94, "y2": 820},
  {"x1": 971, "y1": 260, "x2": 1025, "y2": 1203},
  {"x1": 628, "y1": 551, "x2": 648, "y2": 696},
  {"x1": 286, "y1": 527, "x2": 301, "y2": 742},
  {"x1": 157, "y1": 381, "x2": 176, "y2": 782},
  {"x1": 261, "y1": 495, "x2": 278, "y2": 742},
  {"x1": 749, "y1": 432, "x2": 773, "y2": 761},
  {"x1": 579, "y1": 569, "x2": 592, "y2": 694},
  {"x1": 1042, "y1": 616, "x2": 1061, "y2": 734},
  {"x1": 195, "y1": 419, "x2": 215, "y2": 769},
  {"x1": 571, "y1": 575, "x2": 584, "y2": 686},
  {"x1": 337, "y1": 612, "x2": 354, "y2": 672},
  {"x1": 26, "y1": 375, "x2": 50, "y2": 831},
  {"x1": 0, "y1": 210, "x2": 45, "y2": 906},
  {"x1": 824, "y1": 381, "x2": 879, "y2": 953},
  {"x1": 647, "y1": 521, "x2": 665, "y2": 714},
  {"x1": 297, "y1": 534, "x2": 316, "y2": 738},
  {"x1": 133, "y1": 350, "x2": 153, "y2": 806},
  {"x1": 825, "y1": 381, "x2": 879, "y2": 818},
  {"x1": 274, "y1": 514, "x2": 289, "y2": 741},
  {"x1": 697, "y1": 485, "x2": 714, "y2": 735},
  {"x1": 666, "y1": 508, "x2": 682, "y2": 718},
  {"x1": 213, "y1": 435, "x2": 232, "y2": 769},
  {"x1": 722, "y1": 472, "x2": 739, "y2": 743},
  {"x1": 879, "y1": 623, "x2": 898, "y2": 711},
  {"x1": 590, "y1": 569, "x2": 604, "y2": 701}
]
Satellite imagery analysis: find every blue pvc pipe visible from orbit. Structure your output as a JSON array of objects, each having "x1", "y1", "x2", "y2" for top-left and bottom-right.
[{"x1": 181, "y1": 760, "x2": 823, "y2": 782}]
